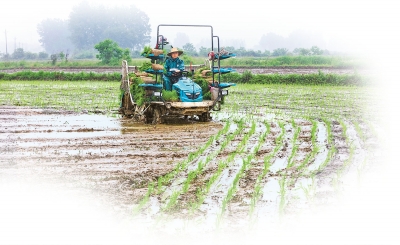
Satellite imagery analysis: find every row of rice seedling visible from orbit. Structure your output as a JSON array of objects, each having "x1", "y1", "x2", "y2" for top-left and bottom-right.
[
  {"x1": 334, "y1": 119, "x2": 356, "y2": 183},
  {"x1": 249, "y1": 122, "x2": 283, "y2": 217},
  {"x1": 161, "y1": 119, "x2": 246, "y2": 212},
  {"x1": 185, "y1": 119, "x2": 256, "y2": 214},
  {"x1": 133, "y1": 121, "x2": 234, "y2": 214},
  {"x1": 277, "y1": 119, "x2": 323, "y2": 211},
  {"x1": 213, "y1": 108, "x2": 374, "y2": 223},
  {"x1": 297, "y1": 120, "x2": 320, "y2": 172},
  {"x1": 287, "y1": 120, "x2": 301, "y2": 168},
  {"x1": 216, "y1": 121, "x2": 258, "y2": 224}
]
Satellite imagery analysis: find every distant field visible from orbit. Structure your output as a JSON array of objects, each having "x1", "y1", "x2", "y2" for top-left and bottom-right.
[
  {"x1": 0, "y1": 55, "x2": 368, "y2": 70},
  {"x1": 0, "y1": 81, "x2": 120, "y2": 113}
]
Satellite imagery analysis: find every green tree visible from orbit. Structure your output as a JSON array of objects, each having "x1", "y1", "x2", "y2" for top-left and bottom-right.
[
  {"x1": 50, "y1": 54, "x2": 58, "y2": 65},
  {"x1": 24, "y1": 52, "x2": 38, "y2": 60},
  {"x1": 12, "y1": 48, "x2": 25, "y2": 59},
  {"x1": 182, "y1": 43, "x2": 197, "y2": 56},
  {"x1": 263, "y1": 50, "x2": 271, "y2": 56},
  {"x1": 69, "y1": 2, "x2": 151, "y2": 50},
  {"x1": 236, "y1": 47, "x2": 247, "y2": 56},
  {"x1": 198, "y1": 46, "x2": 209, "y2": 57},
  {"x1": 37, "y1": 18, "x2": 74, "y2": 53},
  {"x1": 310, "y1": 46, "x2": 323, "y2": 55},
  {"x1": 299, "y1": 48, "x2": 311, "y2": 56},
  {"x1": 59, "y1": 52, "x2": 65, "y2": 61},
  {"x1": 272, "y1": 48, "x2": 288, "y2": 56},
  {"x1": 94, "y1": 39, "x2": 131, "y2": 65},
  {"x1": 38, "y1": 52, "x2": 49, "y2": 59}
]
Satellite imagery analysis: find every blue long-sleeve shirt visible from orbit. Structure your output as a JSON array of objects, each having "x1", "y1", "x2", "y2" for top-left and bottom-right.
[{"x1": 164, "y1": 57, "x2": 185, "y2": 76}]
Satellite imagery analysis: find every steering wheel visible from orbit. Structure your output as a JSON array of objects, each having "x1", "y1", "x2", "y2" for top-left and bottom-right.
[{"x1": 181, "y1": 71, "x2": 189, "y2": 77}]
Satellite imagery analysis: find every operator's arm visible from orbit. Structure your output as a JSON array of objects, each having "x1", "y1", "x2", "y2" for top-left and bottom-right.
[
  {"x1": 177, "y1": 58, "x2": 185, "y2": 72},
  {"x1": 164, "y1": 58, "x2": 172, "y2": 76}
]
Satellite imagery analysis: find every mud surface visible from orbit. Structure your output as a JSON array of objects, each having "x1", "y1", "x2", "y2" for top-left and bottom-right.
[{"x1": 0, "y1": 106, "x2": 222, "y2": 220}]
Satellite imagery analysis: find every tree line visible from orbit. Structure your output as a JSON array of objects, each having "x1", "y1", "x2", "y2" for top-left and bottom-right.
[
  {"x1": 181, "y1": 44, "x2": 328, "y2": 57},
  {"x1": 0, "y1": 44, "x2": 329, "y2": 62}
]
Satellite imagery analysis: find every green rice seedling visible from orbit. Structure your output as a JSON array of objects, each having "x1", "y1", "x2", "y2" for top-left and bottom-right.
[
  {"x1": 337, "y1": 143, "x2": 356, "y2": 179},
  {"x1": 278, "y1": 176, "x2": 287, "y2": 216},
  {"x1": 310, "y1": 120, "x2": 319, "y2": 150},
  {"x1": 287, "y1": 125, "x2": 300, "y2": 168},
  {"x1": 338, "y1": 119, "x2": 349, "y2": 145},
  {"x1": 315, "y1": 118, "x2": 336, "y2": 173},
  {"x1": 249, "y1": 121, "x2": 285, "y2": 219},
  {"x1": 163, "y1": 191, "x2": 181, "y2": 212},
  {"x1": 300, "y1": 174, "x2": 316, "y2": 202},
  {"x1": 323, "y1": 118, "x2": 334, "y2": 146},
  {"x1": 161, "y1": 89, "x2": 179, "y2": 102},
  {"x1": 132, "y1": 182, "x2": 155, "y2": 215},
  {"x1": 275, "y1": 121, "x2": 285, "y2": 149},
  {"x1": 298, "y1": 120, "x2": 320, "y2": 173},
  {"x1": 353, "y1": 120, "x2": 366, "y2": 143}
]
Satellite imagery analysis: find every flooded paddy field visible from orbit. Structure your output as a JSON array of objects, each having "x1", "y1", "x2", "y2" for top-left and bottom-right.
[{"x1": 0, "y1": 81, "x2": 391, "y2": 244}]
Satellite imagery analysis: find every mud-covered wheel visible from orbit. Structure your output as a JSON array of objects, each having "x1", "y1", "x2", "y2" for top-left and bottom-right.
[
  {"x1": 152, "y1": 108, "x2": 163, "y2": 124},
  {"x1": 133, "y1": 104, "x2": 146, "y2": 122},
  {"x1": 199, "y1": 112, "x2": 210, "y2": 122},
  {"x1": 119, "y1": 94, "x2": 135, "y2": 117},
  {"x1": 144, "y1": 110, "x2": 153, "y2": 124},
  {"x1": 213, "y1": 101, "x2": 221, "y2": 111}
]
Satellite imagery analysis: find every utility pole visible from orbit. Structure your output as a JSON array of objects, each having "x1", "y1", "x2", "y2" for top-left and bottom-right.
[{"x1": 4, "y1": 29, "x2": 7, "y2": 55}]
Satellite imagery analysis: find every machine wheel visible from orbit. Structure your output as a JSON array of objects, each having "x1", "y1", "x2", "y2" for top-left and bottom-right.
[
  {"x1": 152, "y1": 107, "x2": 163, "y2": 125},
  {"x1": 120, "y1": 92, "x2": 137, "y2": 117},
  {"x1": 213, "y1": 101, "x2": 221, "y2": 111},
  {"x1": 199, "y1": 112, "x2": 210, "y2": 122},
  {"x1": 134, "y1": 104, "x2": 146, "y2": 122}
]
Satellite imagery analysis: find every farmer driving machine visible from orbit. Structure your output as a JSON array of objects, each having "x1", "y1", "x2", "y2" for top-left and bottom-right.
[{"x1": 119, "y1": 24, "x2": 236, "y2": 124}]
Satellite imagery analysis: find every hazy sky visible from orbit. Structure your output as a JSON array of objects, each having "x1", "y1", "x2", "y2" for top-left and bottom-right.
[{"x1": 0, "y1": 0, "x2": 397, "y2": 54}]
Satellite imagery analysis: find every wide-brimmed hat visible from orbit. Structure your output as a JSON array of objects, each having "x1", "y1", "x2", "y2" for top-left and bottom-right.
[{"x1": 167, "y1": 47, "x2": 183, "y2": 56}]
